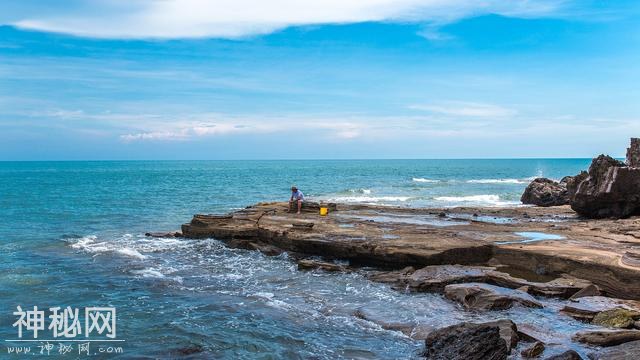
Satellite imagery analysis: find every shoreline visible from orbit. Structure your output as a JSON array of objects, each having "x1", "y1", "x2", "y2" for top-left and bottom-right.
[
  {"x1": 175, "y1": 201, "x2": 640, "y2": 358},
  {"x1": 180, "y1": 201, "x2": 640, "y2": 299}
]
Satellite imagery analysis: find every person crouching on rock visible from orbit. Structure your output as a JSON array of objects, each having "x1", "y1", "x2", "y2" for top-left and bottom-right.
[{"x1": 289, "y1": 186, "x2": 304, "y2": 214}]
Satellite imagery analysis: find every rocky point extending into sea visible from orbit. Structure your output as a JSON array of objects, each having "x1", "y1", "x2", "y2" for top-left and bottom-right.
[{"x1": 154, "y1": 139, "x2": 640, "y2": 359}]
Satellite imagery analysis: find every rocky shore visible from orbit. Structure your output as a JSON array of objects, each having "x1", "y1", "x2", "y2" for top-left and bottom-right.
[
  {"x1": 176, "y1": 200, "x2": 640, "y2": 359},
  {"x1": 170, "y1": 140, "x2": 640, "y2": 359}
]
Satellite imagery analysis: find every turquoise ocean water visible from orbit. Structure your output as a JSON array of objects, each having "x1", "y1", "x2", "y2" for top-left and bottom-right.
[{"x1": 0, "y1": 159, "x2": 595, "y2": 358}]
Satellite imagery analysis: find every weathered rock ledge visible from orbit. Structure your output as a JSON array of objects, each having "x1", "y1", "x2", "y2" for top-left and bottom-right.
[{"x1": 181, "y1": 201, "x2": 640, "y2": 299}]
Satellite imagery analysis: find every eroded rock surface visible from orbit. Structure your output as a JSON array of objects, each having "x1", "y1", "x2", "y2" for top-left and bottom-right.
[
  {"x1": 570, "y1": 155, "x2": 640, "y2": 219},
  {"x1": 573, "y1": 329, "x2": 640, "y2": 347},
  {"x1": 444, "y1": 283, "x2": 543, "y2": 310},
  {"x1": 423, "y1": 322, "x2": 508, "y2": 360}
]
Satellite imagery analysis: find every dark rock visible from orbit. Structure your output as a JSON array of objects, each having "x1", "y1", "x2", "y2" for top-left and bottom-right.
[
  {"x1": 570, "y1": 153, "x2": 640, "y2": 219},
  {"x1": 521, "y1": 341, "x2": 545, "y2": 358},
  {"x1": 573, "y1": 329, "x2": 640, "y2": 347},
  {"x1": 297, "y1": 259, "x2": 346, "y2": 272},
  {"x1": 438, "y1": 212, "x2": 447, "y2": 218},
  {"x1": 544, "y1": 350, "x2": 583, "y2": 360},
  {"x1": 483, "y1": 319, "x2": 519, "y2": 353},
  {"x1": 145, "y1": 231, "x2": 181, "y2": 238},
  {"x1": 424, "y1": 322, "x2": 508, "y2": 360},
  {"x1": 444, "y1": 283, "x2": 543, "y2": 311},
  {"x1": 627, "y1": 138, "x2": 640, "y2": 167},
  {"x1": 588, "y1": 339, "x2": 640, "y2": 359},
  {"x1": 565, "y1": 171, "x2": 588, "y2": 199},
  {"x1": 521, "y1": 178, "x2": 569, "y2": 207}
]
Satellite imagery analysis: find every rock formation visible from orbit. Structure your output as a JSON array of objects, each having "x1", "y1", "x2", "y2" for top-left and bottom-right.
[
  {"x1": 570, "y1": 154, "x2": 640, "y2": 218},
  {"x1": 521, "y1": 178, "x2": 569, "y2": 207},
  {"x1": 627, "y1": 138, "x2": 640, "y2": 167},
  {"x1": 522, "y1": 138, "x2": 640, "y2": 219}
]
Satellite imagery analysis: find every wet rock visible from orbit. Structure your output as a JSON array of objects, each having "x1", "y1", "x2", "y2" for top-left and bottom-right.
[
  {"x1": 444, "y1": 283, "x2": 543, "y2": 311},
  {"x1": 560, "y1": 296, "x2": 640, "y2": 322},
  {"x1": 247, "y1": 242, "x2": 283, "y2": 256},
  {"x1": 544, "y1": 350, "x2": 583, "y2": 360},
  {"x1": 591, "y1": 308, "x2": 640, "y2": 329},
  {"x1": 145, "y1": 231, "x2": 182, "y2": 238},
  {"x1": 521, "y1": 341, "x2": 545, "y2": 358},
  {"x1": 297, "y1": 259, "x2": 347, "y2": 272},
  {"x1": 573, "y1": 329, "x2": 640, "y2": 347},
  {"x1": 353, "y1": 307, "x2": 434, "y2": 340},
  {"x1": 569, "y1": 152, "x2": 640, "y2": 219},
  {"x1": 569, "y1": 284, "x2": 601, "y2": 300},
  {"x1": 588, "y1": 339, "x2": 640, "y2": 359},
  {"x1": 423, "y1": 322, "x2": 508, "y2": 360},
  {"x1": 521, "y1": 178, "x2": 569, "y2": 207}
]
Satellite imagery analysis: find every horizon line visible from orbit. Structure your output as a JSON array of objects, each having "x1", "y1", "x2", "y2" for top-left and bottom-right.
[{"x1": 0, "y1": 157, "x2": 622, "y2": 162}]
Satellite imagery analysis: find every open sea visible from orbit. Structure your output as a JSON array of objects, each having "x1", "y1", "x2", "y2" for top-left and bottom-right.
[{"x1": 0, "y1": 159, "x2": 596, "y2": 358}]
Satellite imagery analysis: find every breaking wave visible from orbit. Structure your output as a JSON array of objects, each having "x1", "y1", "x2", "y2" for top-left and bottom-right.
[
  {"x1": 325, "y1": 196, "x2": 412, "y2": 203},
  {"x1": 412, "y1": 178, "x2": 440, "y2": 183},
  {"x1": 466, "y1": 178, "x2": 530, "y2": 184},
  {"x1": 433, "y1": 194, "x2": 519, "y2": 206}
]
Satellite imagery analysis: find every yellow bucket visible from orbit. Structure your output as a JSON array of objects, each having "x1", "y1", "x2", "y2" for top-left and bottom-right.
[{"x1": 319, "y1": 207, "x2": 328, "y2": 216}]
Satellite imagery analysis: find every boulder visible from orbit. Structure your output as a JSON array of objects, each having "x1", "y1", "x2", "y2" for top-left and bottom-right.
[
  {"x1": 407, "y1": 265, "x2": 495, "y2": 292},
  {"x1": 444, "y1": 283, "x2": 543, "y2": 311},
  {"x1": 521, "y1": 341, "x2": 545, "y2": 358},
  {"x1": 560, "y1": 296, "x2": 640, "y2": 323},
  {"x1": 588, "y1": 339, "x2": 640, "y2": 359},
  {"x1": 591, "y1": 308, "x2": 640, "y2": 329},
  {"x1": 521, "y1": 178, "x2": 570, "y2": 207},
  {"x1": 569, "y1": 152, "x2": 640, "y2": 218},
  {"x1": 573, "y1": 329, "x2": 640, "y2": 347},
  {"x1": 569, "y1": 284, "x2": 601, "y2": 300},
  {"x1": 544, "y1": 350, "x2": 583, "y2": 360},
  {"x1": 423, "y1": 322, "x2": 508, "y2": 360}
]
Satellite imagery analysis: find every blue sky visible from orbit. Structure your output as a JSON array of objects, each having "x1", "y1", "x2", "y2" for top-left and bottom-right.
[{"x1": 1, "y1": 0, "x2": 639, "y2": 160}]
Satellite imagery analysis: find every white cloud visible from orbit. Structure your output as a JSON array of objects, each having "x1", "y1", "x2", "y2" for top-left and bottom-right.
[
  {"x1": 409, "y1": 101, "x2": 517, "y2": 117},
  {"x1": 8, "y1": 0, "x2": 568, "y2": 39},
  {"x1": 118, "y1": 116, "x2": 370, "y2": 142}
]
